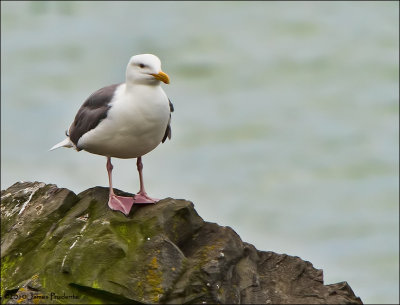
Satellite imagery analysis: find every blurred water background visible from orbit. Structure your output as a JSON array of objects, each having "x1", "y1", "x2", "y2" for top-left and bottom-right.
[{"x1": 1, "y1": 1, "x2": 398, "y2": 303}]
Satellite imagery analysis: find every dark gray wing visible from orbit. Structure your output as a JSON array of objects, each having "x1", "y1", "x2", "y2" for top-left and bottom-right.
[
  {"x1": 69, "y1": 84, "x2": 121, "y2": 149},
  {"x1": 162, "y1": 99, "x2": 174, "y2": 143}
]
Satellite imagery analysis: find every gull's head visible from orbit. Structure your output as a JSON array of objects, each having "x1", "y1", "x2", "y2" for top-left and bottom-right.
[{"x1": 126, "y1": 54, "x2": 170, "y2": 85}]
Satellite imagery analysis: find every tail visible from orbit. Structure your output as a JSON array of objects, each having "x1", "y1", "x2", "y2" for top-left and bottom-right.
[{"x1": 49, "y1": 138, "x2": 74, "y2": 151}]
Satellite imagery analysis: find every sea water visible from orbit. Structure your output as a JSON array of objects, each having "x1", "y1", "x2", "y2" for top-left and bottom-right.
[{"x1": 1, "y1": 2, "x2": 398, "y2": 303}]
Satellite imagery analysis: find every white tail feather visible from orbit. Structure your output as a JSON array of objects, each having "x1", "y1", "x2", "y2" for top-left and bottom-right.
[{"x1": 50, "y1": 138, "x2": 74, "y2": 151}]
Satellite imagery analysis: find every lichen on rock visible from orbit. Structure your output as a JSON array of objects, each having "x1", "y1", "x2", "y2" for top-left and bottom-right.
[{"x1": 1, "y1": 181, "x2": 363, "y2": 304}]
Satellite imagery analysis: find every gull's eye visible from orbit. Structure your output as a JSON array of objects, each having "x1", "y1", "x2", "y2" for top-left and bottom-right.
[{"x1": 139, "y1": 63, "x2": 145, "y2": 68}]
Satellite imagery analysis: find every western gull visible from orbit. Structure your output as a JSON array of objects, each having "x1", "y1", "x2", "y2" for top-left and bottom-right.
[{"x1": 50, "y1": 54, "x2": 173, "y2": 216}]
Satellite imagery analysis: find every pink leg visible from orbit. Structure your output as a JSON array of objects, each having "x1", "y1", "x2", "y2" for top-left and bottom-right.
[
  {"x1": 106, "y1": 157, "x2": 134, "y2": 215},
  {"x1": 133, "y1": 157, "x2": 159, "y2": 204}
]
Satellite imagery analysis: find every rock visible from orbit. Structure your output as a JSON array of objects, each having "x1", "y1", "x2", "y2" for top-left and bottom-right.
[{"x1": 1, "y1": 181, "x2": 363, "y2": 304}]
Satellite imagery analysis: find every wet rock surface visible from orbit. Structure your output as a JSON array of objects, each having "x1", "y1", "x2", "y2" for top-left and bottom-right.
[{"x1": 1, "y1": 181, "x2": 363, "y2": 304}]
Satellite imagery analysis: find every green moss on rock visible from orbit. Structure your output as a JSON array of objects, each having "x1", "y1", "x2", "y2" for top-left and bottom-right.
[{"x1": 1, "y1": 182, "x2": 363, "y2": 304}]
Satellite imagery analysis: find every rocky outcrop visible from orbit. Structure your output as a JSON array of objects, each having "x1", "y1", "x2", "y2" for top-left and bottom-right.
[{"x1": 1, "y1": 181, "x2": 362, "y2": 304}]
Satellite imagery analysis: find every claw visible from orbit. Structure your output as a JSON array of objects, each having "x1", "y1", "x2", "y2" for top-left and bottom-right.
[
  {"x1": 133, "y1": 191, "x2": 159, "y2": 205},
  {"x1": 108, "y1": 194, "x2": 134, "y2": 216}
]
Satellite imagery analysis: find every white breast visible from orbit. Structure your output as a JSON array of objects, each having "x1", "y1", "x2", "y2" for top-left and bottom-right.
[{"x1": 77, "y1": 84, "x2": 170, "y2": 159}]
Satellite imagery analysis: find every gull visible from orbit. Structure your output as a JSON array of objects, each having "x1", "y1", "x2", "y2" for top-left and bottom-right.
[{"x1": 51, "y1": 54, "x2": 173, "y2": 216}]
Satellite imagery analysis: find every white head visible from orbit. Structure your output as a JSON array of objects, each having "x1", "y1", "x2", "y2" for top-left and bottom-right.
[{"x1": 125, "y1": 54, "x2": 170, "y2": 86}]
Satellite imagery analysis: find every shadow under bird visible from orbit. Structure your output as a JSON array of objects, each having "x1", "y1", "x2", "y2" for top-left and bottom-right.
[{"x1": 50, "y1": 54, "x2": 174, "y2": 216}]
